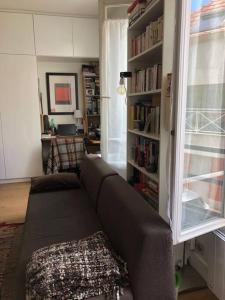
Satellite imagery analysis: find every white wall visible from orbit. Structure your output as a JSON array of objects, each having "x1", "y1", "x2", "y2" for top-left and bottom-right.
[{"x1": 37, "y1": 59, "x2": 85, "y2": 126}]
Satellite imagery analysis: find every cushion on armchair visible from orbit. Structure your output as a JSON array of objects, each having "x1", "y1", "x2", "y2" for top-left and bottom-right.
[{"x1": 30, "y1": 173, "x2": 81, "y2": 193}]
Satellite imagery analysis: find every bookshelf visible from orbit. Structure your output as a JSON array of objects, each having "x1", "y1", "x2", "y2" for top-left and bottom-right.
[
  {"x1": 82, "y1": 64, "x2": 101, "y2": 152},
  {"x1": 127, "y1": 0, "x2": 176, "y2": 219}
]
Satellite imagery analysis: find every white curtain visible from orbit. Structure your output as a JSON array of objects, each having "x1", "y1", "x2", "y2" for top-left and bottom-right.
[{"x1": 101, "y1": 19, "x2": 128, "y2": 175}]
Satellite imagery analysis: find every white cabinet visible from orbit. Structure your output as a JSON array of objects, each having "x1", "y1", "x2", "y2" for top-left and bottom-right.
[
  {"x1": 0, "y1": 12, "x2": 35, "y2": 55},
  {"x1": 0, "y1": 54, "x2": 42, "y2": 179},
  {"x1": 0, "y1": 113, "x2": 6, "y2": 179},
  {"x1": 73, "y1": 18, "x2": 99, "y2": 58},
  {"x1": 34, "y1": 15, "x2": 73, "y2": 57}
]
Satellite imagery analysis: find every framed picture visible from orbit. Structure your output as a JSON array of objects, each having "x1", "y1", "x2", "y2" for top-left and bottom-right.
[{"x1": 46, "y1": 73, "x2": 79, "y2": 115}]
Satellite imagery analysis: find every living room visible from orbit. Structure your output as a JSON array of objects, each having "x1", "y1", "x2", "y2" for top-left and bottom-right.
[{"x1": 0, "y1": 0, "x2": 225, "y2": 299}]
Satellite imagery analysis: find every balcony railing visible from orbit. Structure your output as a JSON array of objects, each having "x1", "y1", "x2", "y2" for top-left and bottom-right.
[{"x1": 185, "y1": 109, "x2": 225, "y2": 136}]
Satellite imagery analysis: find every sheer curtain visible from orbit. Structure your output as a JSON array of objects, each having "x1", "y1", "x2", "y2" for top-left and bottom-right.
[{"x1": 101, "y1": 19, "x2": 128, "y2": 177}]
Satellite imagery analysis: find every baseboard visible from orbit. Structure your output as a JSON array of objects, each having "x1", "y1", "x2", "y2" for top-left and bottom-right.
[
  {"x1": 0, "y1": 178, "x2": 31, "y2": 184},
  {"x1": 189, "y1": 252, "x2": 208, "y2": 282}
]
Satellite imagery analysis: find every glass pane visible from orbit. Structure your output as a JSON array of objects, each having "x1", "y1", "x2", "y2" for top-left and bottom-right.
[{"x1": 181, "y1": 0, "x2": 225, "y2": 231}]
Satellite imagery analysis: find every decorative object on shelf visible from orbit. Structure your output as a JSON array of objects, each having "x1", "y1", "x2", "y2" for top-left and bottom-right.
[
  {"x1": 74, "y1": 109, "x2": 83, "y2": 134},
  {"x1": 117, "y1": 72, "x2": 132, "y2": 96},
  {"x1": 49, "y1": 118, "x2": 56, "y2": 135},
  {"x1": 46, "y1": 73, "x2": 79, "y2": 115}
]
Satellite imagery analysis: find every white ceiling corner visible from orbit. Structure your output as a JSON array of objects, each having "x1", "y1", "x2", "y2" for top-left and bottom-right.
[{"x1": 0, "y1": 0, "x2": 99, "y2": 17}]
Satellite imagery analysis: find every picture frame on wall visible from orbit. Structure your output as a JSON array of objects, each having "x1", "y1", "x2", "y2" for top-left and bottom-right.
[{"x1": 46, "y1": 73, "x2": 79, "y2": 115}]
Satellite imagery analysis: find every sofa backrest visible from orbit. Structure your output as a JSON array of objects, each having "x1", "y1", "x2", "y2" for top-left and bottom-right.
[
  {"x1": 80, "y1": 156, "x2": 117, "y2": 209},
  {"x1": 97, "y1": 175, "x2": 175, "y2": 300}
]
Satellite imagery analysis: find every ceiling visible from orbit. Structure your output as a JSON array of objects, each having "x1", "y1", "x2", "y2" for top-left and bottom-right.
[{"x1": 0, "y1": 0, "x2": 99, "y2": 17}]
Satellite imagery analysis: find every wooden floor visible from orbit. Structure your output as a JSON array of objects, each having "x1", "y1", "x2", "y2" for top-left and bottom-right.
[
  {"x1": 0, "y1": 182, "x2": 30, "y2": 224},
  {"x1": 179, "y1": 288, "x2": 218, "y2": 300}
]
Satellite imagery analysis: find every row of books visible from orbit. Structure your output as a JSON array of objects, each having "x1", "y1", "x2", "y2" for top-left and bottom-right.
[
  {"x1": 131, "y1": 137, "x2": 159, "y2": 174},
  {"x1": 87, "y1": 98, "x2": 100, "y2": 116},
  {"x1": 130, "y1": 64, "x2": 162, "y2": 93},
  {"x1": 82, "y1": 64, "x2": 99, "y2": 77},
  {"x1": 128, "y1": 0, "x2": 146, "y2": 26},
  {"x1": 130, "y1": 15, "x2": 163, "y2": 58},
  {"x1": 128, "y1": 0, "x2": 158, "y2": 27},
  {"x1": 132, "y1": 170, "x2": 159, "y2": 208},
  {"x1": 129, "y1": 103, "x2": 160, "y2": 135}
]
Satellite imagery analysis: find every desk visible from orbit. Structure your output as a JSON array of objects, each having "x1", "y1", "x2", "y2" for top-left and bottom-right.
[{"x1": 41, "y1": 135, "x2": 83, "y2": 174}]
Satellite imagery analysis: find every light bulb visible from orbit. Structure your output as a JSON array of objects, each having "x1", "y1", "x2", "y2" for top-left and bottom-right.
[
  {"x1": 117, "y1": 85, "x2": 126, "y2": 95},
  {"x1": 117, "y1": 77, "x2": 126, "y2": 95}
]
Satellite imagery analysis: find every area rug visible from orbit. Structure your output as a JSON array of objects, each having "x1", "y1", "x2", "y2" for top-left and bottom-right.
[{"x1": 0, "y1": 223, "x2": 24, "y2": 300}]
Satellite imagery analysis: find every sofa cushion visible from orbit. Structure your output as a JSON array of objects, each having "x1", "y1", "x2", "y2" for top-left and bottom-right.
[
  {"x1": 30, "y1": 173, "x2": 80, "y2": 193},
  {"x1": 14, "y1": 188, "x2": 102, "y2": 300},
  {"x1": 80, "y1": 156, "x2": 117, "y2": 209},
  {"x1": 97, "y1": 176, "x2": 175, "y2": 300},
  {"x1": 26, "y1": 189, "x2": 94, "y2": 222}
]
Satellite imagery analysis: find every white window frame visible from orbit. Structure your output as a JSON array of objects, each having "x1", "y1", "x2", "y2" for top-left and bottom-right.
[{"x1": 172, "y1": 0, "x2": 225, "y2": 245}]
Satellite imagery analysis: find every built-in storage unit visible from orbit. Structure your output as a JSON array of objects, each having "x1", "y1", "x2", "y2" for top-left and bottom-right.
[
  {"x1": 34, "y1": 15, "x2": 99, "y2": 58},
  {"x1": 127, "y1": 0, "x2": 173, "y2": 213},
  {"x1": 0, "y1": 54, "x2": 42, "y2": 179},
  {"x1": 73, "y1": 18, "x2": 99, "y2": 58},
  {"x1": 0, "y1": 10, "x2": 100, "y2": 181},
  {"x1": 82, "y1": 64, "x2": 101, "y2": 144},
  {"x1": 0, "y1": 12, "x2": 35, "y2": 55},
  {"x1": 34, "y1": 15, "x2": 74, "y2": 57},
  {"x1": 127, "y1": 0, "x2": 225, "y2": 246}
]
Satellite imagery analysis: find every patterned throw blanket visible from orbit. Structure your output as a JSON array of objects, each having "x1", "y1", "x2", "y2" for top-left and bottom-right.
[
  {"x1": 26, "y1": 232, "x2": 129, "y2": 300},
  {"x1": 47, "y1": 137, "x2": 84, "y2": 175}
]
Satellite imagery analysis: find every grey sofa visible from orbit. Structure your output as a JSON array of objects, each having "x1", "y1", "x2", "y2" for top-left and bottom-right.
[{"x1": 14, "y1": 156, "x2": 175, "y2": 300}]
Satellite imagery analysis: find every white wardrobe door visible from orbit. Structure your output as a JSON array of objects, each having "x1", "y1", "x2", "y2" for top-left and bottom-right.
[
  {"x1": 73, "y1": 18, "x2": 99, "y2": 58},
  {"x1": 34, "y1": 15, "x2": 73, "y2": 57},
  {"x1": 0, "y1": 113, "x2": 6, "y2": 179},
  {"x1": 0, "y1": 12, "x2": 35, "y2": 55},
  {"x1": 0, "y1": 54, "x2": 42, "y2": 179}
]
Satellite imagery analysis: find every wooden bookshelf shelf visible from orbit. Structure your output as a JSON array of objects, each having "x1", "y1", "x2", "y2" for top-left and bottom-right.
[
  {"x1": 128, "y1": 129, "x2": 160, "y2": 141},
  {"x1": 128, "y1": 160, "x2": 159, "y2": 183},
  {"x1": 128, "y1": 89, "x2": 161, "y2": 97},
  {"x1": 128, "y1": 41, "x2": 163, "y2": 63},
  {"x1": 129, "y1": 0, "x2": 164, "y2": 31}
]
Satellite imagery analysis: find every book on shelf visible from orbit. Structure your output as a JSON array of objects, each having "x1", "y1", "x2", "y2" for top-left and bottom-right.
[
  {"x1": 129, "y1": 103, "x2": 160, "y2": 136},
  {"x1": 131, "y1": 136, "x2": 159, "y2": 174},
  {"x1": 128, "y1": 0, "x2": 159, "y2": 27},
  {"x1": 82, "y1": 64, "x2": 99, "y2": 77},
  {"x1": 130, "y1": 64, "x2": 162, "y2": 93},
  {"x1": 87, "y1": 98, "x2": 100, "y2": 116},
  {"x1": 130, "y1": 15, "x2": 163, "y2": 58},
  {"x1": 131, "y1": 168, "x2": 159, "y2": 208}
]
